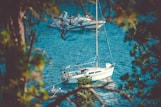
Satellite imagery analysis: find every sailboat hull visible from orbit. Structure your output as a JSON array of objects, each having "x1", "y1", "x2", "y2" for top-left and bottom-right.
[{"x1": 62, "y1": 63, "x2": 114, "y2": 83}]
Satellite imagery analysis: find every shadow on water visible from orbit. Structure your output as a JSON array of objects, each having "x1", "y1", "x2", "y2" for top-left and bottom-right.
[{"x1": 63, "y1": 30, "x2": 90, "y2": 41}]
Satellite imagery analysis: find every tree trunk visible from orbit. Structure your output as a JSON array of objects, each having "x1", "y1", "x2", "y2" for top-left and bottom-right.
[
  {"x1": 0, "y1": 0, "x2": 27, "y2": 106},
  {"x1": 18, "y1": 10, "x2": 26, "y2": 44},
  {"x1": 8, "y1": 10, "x2": 25, "y2": 46}
]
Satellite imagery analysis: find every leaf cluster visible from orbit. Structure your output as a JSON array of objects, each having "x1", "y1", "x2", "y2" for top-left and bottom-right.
[
  {"x1": 0, "y1": 0, "x2": 60, "y2": 107},
  {"x1": 118, "y1": 0, "x2": 161, "y2": 106},
  {"x1": 74, "y1": 76, "x2": 95, "y2": 107}
]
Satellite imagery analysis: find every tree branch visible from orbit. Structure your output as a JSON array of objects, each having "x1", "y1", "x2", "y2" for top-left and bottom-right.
[{"x1": 46, "y1": 82, "x2": 134, "y2": 107}]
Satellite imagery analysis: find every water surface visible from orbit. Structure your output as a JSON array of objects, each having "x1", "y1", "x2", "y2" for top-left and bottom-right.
[{"x1": 34, "y1": 1, "x2": 133, "y2": 106}]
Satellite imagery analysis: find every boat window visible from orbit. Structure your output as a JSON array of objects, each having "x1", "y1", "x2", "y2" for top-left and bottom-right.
[
  {"x1": 95, "y1": 71, "x2": 101, "y2": 73},
  {"x1": 81, "y1": 69, "x2": 88, "y2": 74},
  {"x1": 89, "y1": 72, "x2": 94, "y2": 74},
  {"x1": 81, "y1": 69, "x2": 88, "y2": 72}
]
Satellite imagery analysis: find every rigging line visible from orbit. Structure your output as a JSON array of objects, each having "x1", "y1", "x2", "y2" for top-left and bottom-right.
[
  {"x1": 103, "y1": 24, "x2": 114, "y2": 64},
  {"x1": 45, "y1": 79, "x2": 66, "y2": 90},
  {"x1": 98, "y1": 0, "x2": 102, "y2": 19},
  {"x1": 98, "y1": 0, "x2": 114, "y2": 63},
  {"x1": 98, "y1": 2, "x2": 118, "y2": 106},
  {"x1": 53, "y1": 79, "x2": 66, "y2": 86},
  {"x1": 45, "y1": 73, "x2": 68, "y2": 89},
  {"x1": 97, "y1": 2, "x2": 118, "y2": 106},
  {"x1": 98, "y1": 0, "x2": 105, "y2": 20}
]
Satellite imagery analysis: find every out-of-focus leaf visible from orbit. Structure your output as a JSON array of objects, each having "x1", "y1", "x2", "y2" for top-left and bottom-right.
[
  {"x1": 0, "y1": 30, "x2": 10, "y2": 45},
  {"x1": 31, "y1": 54, "x2": 45, "y2": 71}
]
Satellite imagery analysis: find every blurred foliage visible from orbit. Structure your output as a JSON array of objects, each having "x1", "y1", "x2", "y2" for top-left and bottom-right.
[
  {"x1": 0, "y1": 0, "x2": 60, "y2": 107},
  {"x1": 110, "y1": 0, "x2": 161, "y2": 106},
  {"x1": 30, "y1": 54, "x2": 45, "y2": 71},
  {"x1": 74, "y1": 76, "x2": 96, "y2": 107}
]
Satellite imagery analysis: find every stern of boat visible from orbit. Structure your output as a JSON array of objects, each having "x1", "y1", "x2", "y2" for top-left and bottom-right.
[
  {"x1": 106, "y1": 63, "x2": 114, "y2": 68},
  {"x1": 61, "y1": 71, "x2": 69, "y2": 82}
]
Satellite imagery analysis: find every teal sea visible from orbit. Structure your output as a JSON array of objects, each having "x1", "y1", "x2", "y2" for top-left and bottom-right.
[{"x1": 34, "y1": 1, "x2": 134, "y2": 106}]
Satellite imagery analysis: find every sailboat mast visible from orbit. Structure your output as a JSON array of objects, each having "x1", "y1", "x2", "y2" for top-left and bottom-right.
[{"x1": 96, "y1": 0, "x2": 98, "y2": 67}]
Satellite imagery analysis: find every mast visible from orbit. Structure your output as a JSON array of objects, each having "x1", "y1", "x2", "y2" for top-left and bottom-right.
[{"x1": 96, "y1": 0, "x2": 98, "y2": 67}]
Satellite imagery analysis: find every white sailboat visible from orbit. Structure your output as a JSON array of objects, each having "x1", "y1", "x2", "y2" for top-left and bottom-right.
[{"x1": 61, "y1": 0, "x2": 114, "y2": 83}]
